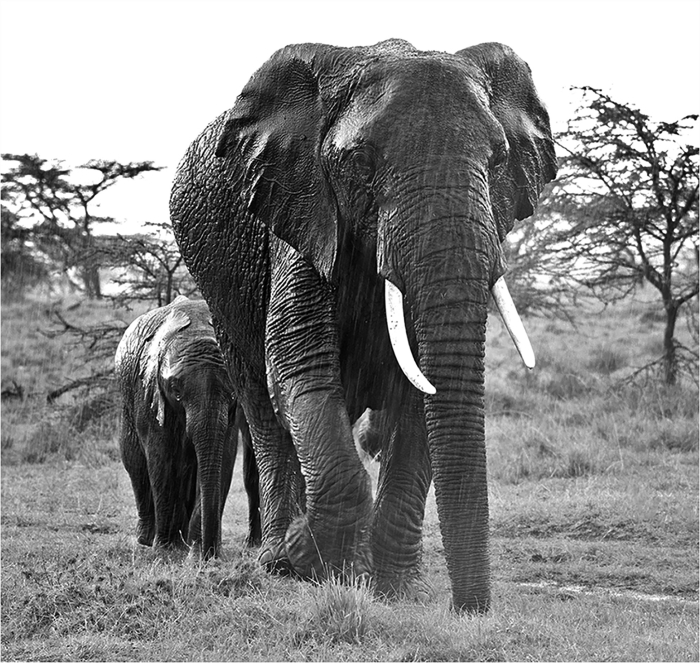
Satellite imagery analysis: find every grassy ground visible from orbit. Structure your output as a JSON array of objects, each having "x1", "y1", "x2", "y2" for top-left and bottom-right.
[{"x1": 1, "y1": 291, "x2": 698, "y2": 661}]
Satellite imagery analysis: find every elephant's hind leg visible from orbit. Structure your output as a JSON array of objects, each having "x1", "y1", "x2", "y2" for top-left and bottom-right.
[
  {"x1": 238, "y1": 410, "x2": 262, "y2": 547},
  {"x1": 244, "y1": 389, "x2": 303, "y2": 573},
  {"x1": 120, "y1": 421, "x2": 155, "y2": 546},
  {"x1": 132, "y1": 474, "x2": 156, "y2": 546},
  {"x1": 135, "y1": 483, "x2": 156, "y2": 546}
]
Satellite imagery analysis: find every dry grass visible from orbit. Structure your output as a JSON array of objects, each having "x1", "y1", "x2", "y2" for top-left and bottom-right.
[{"x1": 1, "y1": 291, "x2": 698, "y2": 661}]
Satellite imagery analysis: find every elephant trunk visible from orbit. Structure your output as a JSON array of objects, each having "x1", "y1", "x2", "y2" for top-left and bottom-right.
[
  {"x1": 415, "y1": 284, "x2": 491, "y2": 612},
  {"x1": 384, "y1": 226, "x2": 533, "y2": 610},
  {"x1": 190, "y1": 411, "x2": 226, "y2": 559},
  {"x1": 380, "y1": 179, "x2": 496, "y2": 611}
]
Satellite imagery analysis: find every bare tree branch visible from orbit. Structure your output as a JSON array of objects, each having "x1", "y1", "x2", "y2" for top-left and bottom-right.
[{"x1": 541, "y1": 87, "x2": 698, "y2": 384}]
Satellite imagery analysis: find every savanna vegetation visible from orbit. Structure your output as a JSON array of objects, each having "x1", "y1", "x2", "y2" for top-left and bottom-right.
[
  {"x1": 1, "y1": 155, "x2": 195, "y2": 308},
  {"x1": 1, "y1": 287, "x2": 697, "y2": 661},
  {"x1": 2, "y1": 91, "x2": 698, "y2": 661},
  {"x1": 506, "y1": 90, "x2": 698, "y2": 386}
]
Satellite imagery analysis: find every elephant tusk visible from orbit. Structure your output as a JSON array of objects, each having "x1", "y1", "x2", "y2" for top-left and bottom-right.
[
  {"x1": 491, "y1": 277, "x2": 536, "y2": 369},
  {"x1": 385, "y1": 280, "x2": 437, "y2": 395}
]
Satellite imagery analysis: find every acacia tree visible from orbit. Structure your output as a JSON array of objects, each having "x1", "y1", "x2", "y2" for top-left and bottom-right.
[
  {"x1": 1, "y1": 200, "x2": 50, "y2": 298},
  {"x1": 500, "y1": 211, "x2": 579, "y2": 323},
  {"x1": 551, "y1": 87, "x2": 698, "y2": 385},
  {"x1": 1, "y1": 154, "x2": 163, "y2": 298},
  {"x1": 106, "y1": 221, "x2": 199, "y2": 307},
  {"x1": 26, "y1": 223, "x2": 199, "y2": 403}
]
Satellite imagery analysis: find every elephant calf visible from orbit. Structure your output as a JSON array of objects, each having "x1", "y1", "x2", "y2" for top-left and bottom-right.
[{"x1": 115, "y1": 295, "x2": 260, "y2": 558}]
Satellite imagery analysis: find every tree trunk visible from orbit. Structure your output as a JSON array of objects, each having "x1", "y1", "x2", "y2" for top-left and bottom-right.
[
  {"x1": 83, "y1": 264, "x2": 102, "y2": 299},
  {"x1": 663, "y1": 302, "x2": 679, "y2": 385},
  {"x1": 79, "y1": 231, "x2": 101, "y2": 299}
]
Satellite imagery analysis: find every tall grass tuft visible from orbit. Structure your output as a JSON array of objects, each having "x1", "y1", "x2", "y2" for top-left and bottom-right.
[
  {"x1": 305, "y1": 573, "x2": 374, "y2": 644},
  {"x1": 588, "y1": 346, "x2": 628, "y2": 375}
]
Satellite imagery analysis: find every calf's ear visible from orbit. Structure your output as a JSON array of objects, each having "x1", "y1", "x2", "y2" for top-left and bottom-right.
[{"x1": 143, "y1": 308, "x2": 191, "y2": 427}]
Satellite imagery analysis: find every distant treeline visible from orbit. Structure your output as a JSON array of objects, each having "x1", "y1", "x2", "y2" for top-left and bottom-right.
[{"x1": 1, "y1": 89, "x2": 697, "y2": 384}]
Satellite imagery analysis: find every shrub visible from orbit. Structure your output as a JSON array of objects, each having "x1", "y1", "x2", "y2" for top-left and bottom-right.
[
  {"x1": 543, "y1": 371, "x2": 592, "y2": 400},
  {"x1": 3, "y1": 392, "x2": 120, "y2": 466},
  {"x1": 606, "y1": 381, "x2": 699, "y2": 420},
  {"x1": 588, "y1": 347, "x2": 628, "y2": 375},
  {"x1": 68, "y1": 392, "x2": 118, "y2": 432},
  {"x1": 558, "y1": 449, "x2": 596, "y2": 478},
  {"x1": 21, "y1": 418, "x2": 79, "y2": 464},
  {"x1": 485, "y1": 389, "x2": 541, "y2": 417},
  {"x1": 655, "y1": 419, "x2": 698, "y2": 453}
]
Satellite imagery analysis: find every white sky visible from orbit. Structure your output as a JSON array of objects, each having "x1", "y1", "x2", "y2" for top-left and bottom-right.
[{"x1": 1, "y1": 0, "x2": 699, "y2": 232}]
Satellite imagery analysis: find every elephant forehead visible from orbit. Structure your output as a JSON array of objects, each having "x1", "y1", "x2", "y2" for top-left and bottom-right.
[
  {"x1": 328, "y1": 92, "x2": 385, "y2": 150},
  {"x1": 327, "y1": 57, "x2": 496, "y2": 153},
  {"x1": 160, "y1": 350, "x2": 229, "y2": 394},
  {"x1": 168, "y1": 334, "x2": 222, "y2": 363}
]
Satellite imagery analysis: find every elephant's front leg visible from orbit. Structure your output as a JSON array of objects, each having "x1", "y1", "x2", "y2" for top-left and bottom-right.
[
  {"x1": 265, "y1": 243, "x2": 374, "y2": 581},
  {"x1": 371, "y1": 392, "x2": 432, "y2": 601},
  {"x1": 243, "y1": 386, "x2": 303, "y2": 572},
  {"x1": 144, "y1": 429, "x2": 188, "y2": 550}
]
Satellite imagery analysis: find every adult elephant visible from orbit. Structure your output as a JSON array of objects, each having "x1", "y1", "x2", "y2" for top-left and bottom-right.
[
  {"x1": 115, "y1": 296, "x2": 261, "y2": 559},
  {"x1": 170, "y1": 40, "x2": 556, "y2": 612}
]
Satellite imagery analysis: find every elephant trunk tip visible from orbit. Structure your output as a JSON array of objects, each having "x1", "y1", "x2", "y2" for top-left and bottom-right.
[{"x1": 453, "y1": 595, "x2": 491, "y2": 615}]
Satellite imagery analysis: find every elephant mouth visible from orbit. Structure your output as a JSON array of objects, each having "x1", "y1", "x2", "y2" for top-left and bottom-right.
[{"x1": 384, "y1": 277, "x2": 534, "y2": 394}]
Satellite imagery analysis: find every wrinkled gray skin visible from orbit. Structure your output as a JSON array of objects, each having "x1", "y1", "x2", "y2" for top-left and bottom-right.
[
  {"x1": 354, "y1": 408, "x2": 390, "y2": 461},
  {"x1": 116, "y1": 296, "x2": 261, "y2": 558},
  {"x1": 170, "y1": 40, "x2": 556, "y2": 611}
]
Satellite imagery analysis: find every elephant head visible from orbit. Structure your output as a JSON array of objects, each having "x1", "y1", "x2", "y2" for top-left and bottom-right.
[
  {"x1": 216, "y1": 40, "x2": 553, "y2": 373},
  {"x1": 190, "y1": 40, "x2": 556, "y2": 611}
]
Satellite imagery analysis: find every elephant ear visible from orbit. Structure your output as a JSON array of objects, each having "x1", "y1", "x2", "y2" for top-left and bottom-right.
[
  {"x1": 215, "y1": 50, "x2": 339, "y2": 280},
  {"x1": 457, "y1": 42, "x2": 557, "y2": 241},
  {"x1": 143, "y1": 306, "x2": 192, "y2": 427}
]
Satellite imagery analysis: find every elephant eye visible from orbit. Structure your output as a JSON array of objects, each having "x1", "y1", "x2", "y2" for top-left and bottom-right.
[
  {"x1": 348, "y1": 143, "x2": 377, "y2": 181},
  {"x1": 169, "y1": 377, "x2": 183, "y2": 401},
  {"x1": 490, "y1": 139, "x2": 510, "y2": 168}
]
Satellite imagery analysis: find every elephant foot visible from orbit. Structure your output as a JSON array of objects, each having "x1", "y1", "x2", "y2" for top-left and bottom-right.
[
  {"x1": 258, "y1": 540, "x2": 294, "y2": 576},
  {"x1": 245, "y1": 517, "x2": 263, "y2": 548},
  {"x1": 186, "y1": 540, "x2": 222, "y2": 561},
  {"x1": 248, "y1": 514, "x2": 263, "y2": 549},
  {"x1": 137, "y1": 533, "x2": 154, "y2": 547},
  {"x1": 374, "y1": 572, "x2": 435, "y2": 605},
  {"x1": 284, "y1": 514, "x2": 373, "y2": 582},
  {"x1": 136, "y1": 520, "x2": 155, "y2": 546},
  {"x1": 152, "y1": 530, "x2": 190, "y2": 554}
]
